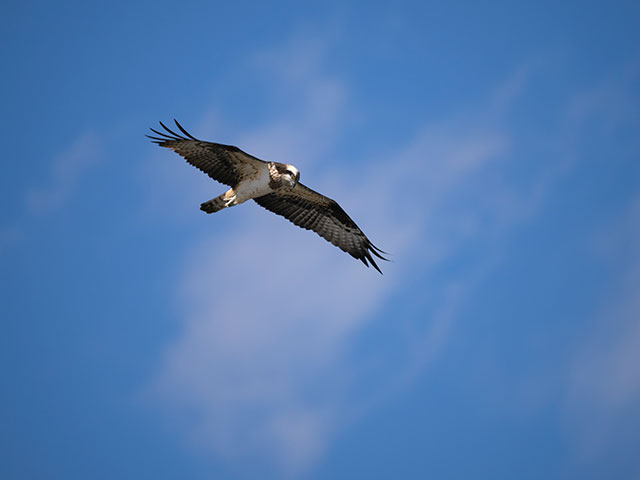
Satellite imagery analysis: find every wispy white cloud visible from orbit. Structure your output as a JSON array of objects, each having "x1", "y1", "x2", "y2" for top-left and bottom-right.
[
  {"x1": 0, "y1": 131, "x2": 103, "y2": 257},
  {"x1": 146, "y1": 36, "x2": 573, "y2": 477},
  {"x1": 152, "y1": 221, "x2": 390, "y2": 476},
  {"x1": 147, "y1": 34, "x2": 393, "y2": 477},
  {"x1": 445, "y1": 61, "x2": 640, "y2": 473},
  {"x1": 26, "y1": 132, "x2": 102, "y2": 213},
  {"x1": 567, "y1": 195, "x2": 640, "y2": 469}
]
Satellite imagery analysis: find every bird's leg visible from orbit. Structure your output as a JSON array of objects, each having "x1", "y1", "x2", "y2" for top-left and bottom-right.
[
  {"x1": 200, "y1": 189, "x2": 237, "y2": 214},
  {"x1": 223, "y1": 188, "x2": 237, "y2": 207}
]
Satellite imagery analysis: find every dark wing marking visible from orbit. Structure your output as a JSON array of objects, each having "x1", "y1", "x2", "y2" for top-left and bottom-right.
[
  {"x1": 254, "y1": 183, "x2": 388, "y2": 273},
  {"x1": 147, "y1": 119, "x2": 266, "y2": 187}
]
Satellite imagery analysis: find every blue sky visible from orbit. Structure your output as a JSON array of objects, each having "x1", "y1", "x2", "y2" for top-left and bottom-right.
[{"x1": 1, "y1": 1, "x2": 639, "y2": 478}]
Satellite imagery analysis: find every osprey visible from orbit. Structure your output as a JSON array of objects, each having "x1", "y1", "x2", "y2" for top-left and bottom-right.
[{"x1": 147, "y1": 120, "x2": 388, "y2": 273}]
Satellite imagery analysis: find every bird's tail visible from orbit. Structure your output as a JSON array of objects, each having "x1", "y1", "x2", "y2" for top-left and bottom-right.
[{"x1": 200, "y1": 193, "x2": 230, "y2": 214}]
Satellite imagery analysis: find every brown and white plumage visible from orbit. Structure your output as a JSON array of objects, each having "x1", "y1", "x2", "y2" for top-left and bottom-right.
[
  {"x1": 253, "y1": 185, "x2": 388, "y2": 273},
  {"x1": 147, "y1": 120, "x2": 388, "y2": 273}
]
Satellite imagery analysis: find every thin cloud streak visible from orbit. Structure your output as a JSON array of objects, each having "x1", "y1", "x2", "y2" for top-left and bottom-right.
[
  {"x1": 147, "y1": 34, "x2": 391, "y2": 477},
  {"x1": 146, "y1": 38, "x2": 582, "y2": 477},
  {"x1": 26, "y1": 132, "x2": 102, "y2": 213},
  {"x1": 567, "y1": 195, "x2": 640, "y2": 471}
]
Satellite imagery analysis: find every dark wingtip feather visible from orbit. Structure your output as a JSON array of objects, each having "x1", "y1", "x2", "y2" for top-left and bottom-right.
[
  {"x1": 158, "y1": 121, "x2": 185, "y2": 139},
  {"x1": 370, "y1": 241, "x2": 391, "y2": 257},
  {"x1": 148, "y1": 128, "x2": 170, "y2": 139},
  {"x1": 367, "y1": 253, "x2": 383, "y2": 274},
  {"x1": 173, "y1": 119, "x2": 199, "y2": 140},
  {"x1": 148, "y1": 120, "x2": 199, "y2": 145},
  {"x1": 148, "y1": 127, "x2": 180, "y2": 142},
  {"x1": 359, "y1": 249, "x2": 383, "y2": 274},
  {"x1": 367, "y1": 241, "x2": 390, "y2": 264},
  {"x1": 146, "y1": 134, "x2": 169, "y2": 143}
]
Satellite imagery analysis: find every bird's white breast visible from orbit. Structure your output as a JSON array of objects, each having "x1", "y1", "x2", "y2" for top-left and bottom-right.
[{"x1": 234, "y1": 164, "x2": 273, "y2": 204}]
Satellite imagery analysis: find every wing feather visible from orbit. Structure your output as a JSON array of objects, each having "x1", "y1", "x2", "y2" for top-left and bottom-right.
[
  {"x1": 147, "y1": 120, "x2": 266, "y2": 187},
  {"x1": 253, "y1": 183, "x2": 388, "y2": 273}
]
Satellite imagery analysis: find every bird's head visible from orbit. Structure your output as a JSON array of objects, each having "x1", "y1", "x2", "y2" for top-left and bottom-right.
[{"x1": 284, "y1": 165, "x2": 300, "y2": 188}]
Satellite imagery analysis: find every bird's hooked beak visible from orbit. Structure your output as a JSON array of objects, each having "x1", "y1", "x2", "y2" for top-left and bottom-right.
[{"x1": 286, "y1": 166, "x2": 300, "y2": 187}]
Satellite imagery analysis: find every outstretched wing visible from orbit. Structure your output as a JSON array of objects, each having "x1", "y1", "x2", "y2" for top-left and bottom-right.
[
  {"x1": 147, "y1": 120, "x2": 266, "y2": 187},
  {"x1": 254, "y1": 183, "x2": 388, "y2": 273}
]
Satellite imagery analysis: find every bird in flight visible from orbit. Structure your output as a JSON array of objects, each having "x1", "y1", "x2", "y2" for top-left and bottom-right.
[{"x1": 147, "y1": 120, "x2": 388, "y2": 273}]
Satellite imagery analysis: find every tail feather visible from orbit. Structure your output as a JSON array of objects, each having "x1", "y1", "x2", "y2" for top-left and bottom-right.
[{"x1": 200, "y1": 195, "x2": 228, "y2": 214}]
